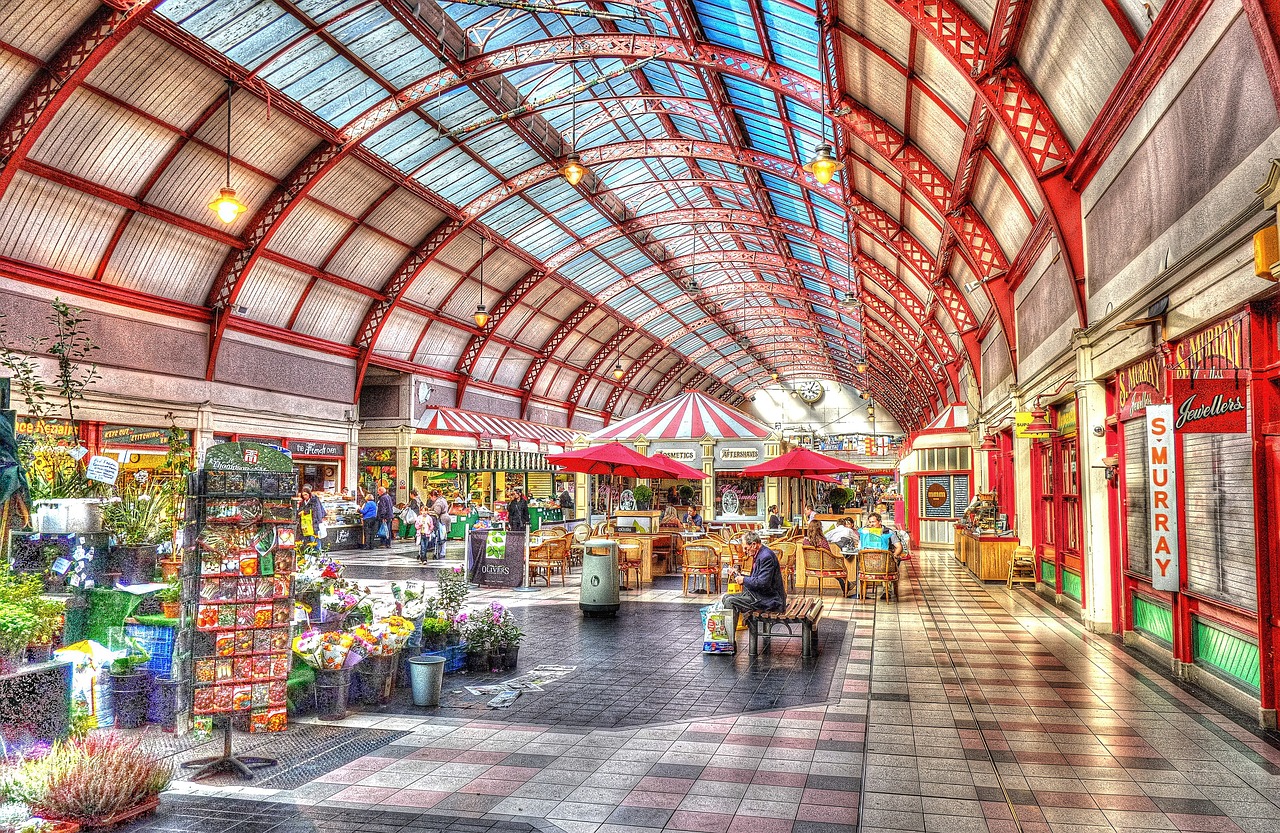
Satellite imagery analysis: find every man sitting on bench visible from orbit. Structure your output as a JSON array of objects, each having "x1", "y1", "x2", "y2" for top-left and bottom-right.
[{"x1": 724, "y1": 531, "x2": 786, "y2": 635}]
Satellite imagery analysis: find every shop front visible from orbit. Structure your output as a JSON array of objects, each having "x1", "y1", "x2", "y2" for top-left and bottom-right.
[
  {"x1": 1030, "y1": 401, "x2": 1084, "y2": 606},
  {"x1": 1112, "y1": 309, "x2": 1270, "y2": 713},
  {"x1": 711, "y1": 442, "x2": 765, "y2": 520},
  {"x1": 409, "y1": 446, "x2": 561, "y2": 535},
  {"x1": 900, "y1": 405, "x2": 973, "y2": 549}
]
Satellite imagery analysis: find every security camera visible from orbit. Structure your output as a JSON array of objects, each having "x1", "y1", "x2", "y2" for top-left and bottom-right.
[{"x1": 1092, "y1": 425, "x2": 1105, "y2": 436}]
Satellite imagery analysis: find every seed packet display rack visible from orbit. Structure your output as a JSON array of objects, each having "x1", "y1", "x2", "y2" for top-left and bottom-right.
[{"x1": 174, "y1": 442, "x2": 299, "y2": 781}]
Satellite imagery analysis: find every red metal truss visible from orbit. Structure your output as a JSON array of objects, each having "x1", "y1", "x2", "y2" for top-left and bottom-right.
[
  {"x1": 951, "y1": 101, "x2": 993, "y2": 209},
  {"x1": 0, "y1": 0, "x2": 163, "y2": 203},
  {"x1": 519, "y1": 301, "x2": 598, "y2": 415},
  {"x1": 452, "y1": 266, "x2": 544, "y2": 402},
  {"x1": 641, "y1": 364, "x2": 700, "y2": 410},
  {"x1": 887, "y1": 0, "x2": 1071, "y2": 176},
  {"x1": 975, "y1": 0, "x2": 1034, "y2": 81},
  {"x1": 564, "y1": 327, "x2": 636, "y2": 424},
  {"x1": 603, "y1": 343, "x2": 666, "y2": 420}
]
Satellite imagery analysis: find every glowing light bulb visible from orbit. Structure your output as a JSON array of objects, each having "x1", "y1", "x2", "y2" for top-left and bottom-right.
[{"x1": 209, "y1": 187, "x2": 246, "y2": 224}]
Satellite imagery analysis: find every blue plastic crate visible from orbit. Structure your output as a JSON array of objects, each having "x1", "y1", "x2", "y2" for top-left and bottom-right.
[
  {"x1": 422, "y1": 642, "x2": 467, "y2": 674},
  {"x1": 123, "y1": 623, "x2": 175, "y2": 677}
]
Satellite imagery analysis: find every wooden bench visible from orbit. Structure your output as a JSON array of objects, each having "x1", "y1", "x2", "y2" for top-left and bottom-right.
[{"x1": 742, "y1": 598, "x2": 824, "y2": 658}]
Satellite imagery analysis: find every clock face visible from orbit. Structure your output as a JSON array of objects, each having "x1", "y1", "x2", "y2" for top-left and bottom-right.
[{"x1": 798, "y1": 380, "x2": 824, "y2": 403}]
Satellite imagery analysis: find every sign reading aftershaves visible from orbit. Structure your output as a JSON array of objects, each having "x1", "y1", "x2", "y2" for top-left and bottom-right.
[
  {"x1": 1171, "y1": 376, "x2": 1247, "y2": 433},
  {"x1": 1146, "y1": 405, "x2": 1179, "y2": 592}
]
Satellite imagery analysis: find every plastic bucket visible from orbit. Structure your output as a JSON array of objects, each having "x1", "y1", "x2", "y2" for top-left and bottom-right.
[
  {"x1": 407, "y1": 655, "x2": 446, "y2": 707},
  {"x1": 110, "y1": 671, "x2": 148, "y2": 729},
  {"x1": 355, "y1": 654, "x2": 396, "y2": 705},
  {"x1": 314, "y1": 668, "x2": 352, "y2": 720},
  {"x1": 147, "y1": 676, "x2": 179, "y2": 729}
]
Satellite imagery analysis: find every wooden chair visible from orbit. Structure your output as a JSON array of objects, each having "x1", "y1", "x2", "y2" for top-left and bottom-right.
[
  {"x1": 616, "y1": 536, "x2": 644, "y2": 590},
  {"x1": 569, "y1": 523, "x2": 590, "y2": 567},
  {"x1": 682, "y1": 544, "x2": 721, "y2": 595},
  {"x1": 802, "y1": 544, "x2": 845, "y2": 598},
  {"x1": 858, "y1": 549, "x2": 897, "y2": 601},
  {"x1": 528, "y1": 541, "x2": 557, "y2": 586}
]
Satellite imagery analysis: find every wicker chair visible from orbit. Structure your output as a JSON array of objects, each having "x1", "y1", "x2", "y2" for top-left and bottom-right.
[
  {"x1": 528, "y1": 541, "x2": 557, "y2": 586},
  {"x1": 569, "y1": 523, "x2": 590, "y2": 567},
  {"x1": 801, "y1": 543, "x2": 846, "y2": 597},
  {"x1": 858, "y1": 549, "x2": 897, "y2": 601},
  {"x1": 616, "y1": 536, "x2": 644, "y2": 590},
  {"x1": 772, "y1": 541, "x2": 798, "y2": 591},
  {"x1": 682, "y1": 544, "x2": 721, "y2": 595}
]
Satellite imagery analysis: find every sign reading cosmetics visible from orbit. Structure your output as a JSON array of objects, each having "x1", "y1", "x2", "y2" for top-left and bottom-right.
[
  {"x1": 1146, "y1": 404, "x2": 1179, "y2": 591},
  {"x1": 1171, "y1": 376, "x2": 1248, "y2": 433},
  {"x1": 649, "y1": 444, "x2": 702, "y2": 466}
]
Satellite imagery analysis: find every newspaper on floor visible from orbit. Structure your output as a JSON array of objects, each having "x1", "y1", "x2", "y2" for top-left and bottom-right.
[
  {"x1": 463, "y1": 664, "x2": 575, "y2": 697},
  {"x1": 465, "y1": 682, "x2": 544, "y2": 695},
  {"x1": 487, "y1": 690, "x2": 520, "y2": 708}
]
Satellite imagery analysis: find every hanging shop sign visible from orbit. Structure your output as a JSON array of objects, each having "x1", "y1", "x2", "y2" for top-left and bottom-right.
[
  {"x1": 714, "y1": 443, "x2": 764, "y2": 467},
  {"x1": 1015, "y1": 411, "x2": 1054, "y2": 439},
  {"x1": 286, "y1": 440, "x2": 345, "y2": 458},
  {"x1": 1056, "y1": 403, "x2": 1077, "y2": 437},
  {"x1": 101, "y1": 425, "x2": 170, "y2": 446},
  {"x1": 1116, "y1": 355, "x2": 1165, "y2": 420},
  {"x1": 465, "y1": 528, "x2": 528, "y2": 588},
  {"x1": 1171, "y1": 375, "x2": 1248, "y2": 433},
  {"x1": 1146, "y1": 404, "x2": 1179, "y2": 592},
  {"x1": 1172, "y1": 311, "x2": 1248, "y2": 379}
]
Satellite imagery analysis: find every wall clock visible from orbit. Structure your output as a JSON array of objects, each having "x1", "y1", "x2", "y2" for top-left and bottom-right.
[{"x1": 797, "y1": 380, "x2": 824, "y2": 404}]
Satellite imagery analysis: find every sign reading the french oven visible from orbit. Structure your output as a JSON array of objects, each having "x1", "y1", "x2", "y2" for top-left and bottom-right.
[
  {"x1": 1116, "y1": 355, "x2": 1164, "y2": 420},
  {"x1": 285, "y1": 440, "x2": 345, "y2": 457},
  {"x1": 1171, "y1": 376, "x2": 1247, "y2": 433},
  {"x1": 1146, "y1": 404, "x2": 1179, "y2": 592}
]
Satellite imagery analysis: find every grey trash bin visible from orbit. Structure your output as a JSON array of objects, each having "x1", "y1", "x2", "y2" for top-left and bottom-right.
[{"x1": 579, "y1": 538, "x2": 620, "y2": 617}]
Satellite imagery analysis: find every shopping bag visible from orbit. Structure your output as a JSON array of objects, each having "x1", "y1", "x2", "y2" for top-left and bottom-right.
[
  {"x1": 378, "y1": 521, "x2": 389, "y2": 539},
  {"x1": 700, "y1": 602, "x2": 735, "y2": 654}
]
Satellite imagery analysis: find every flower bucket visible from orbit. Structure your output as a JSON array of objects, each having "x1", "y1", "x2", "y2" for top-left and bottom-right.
[
  {"x1": 314, "y1": 667, "x2": 352, "y2": 720},
  {"x1": 160, "y1": 602, "x2": 180, "y2": 620},
  {"x1": 407, "y1": 655, "x2": 445, "y2": 707},
  {"x1": 355, "y1": 653, "x2": 396, "y2": 705},
  {"x1": 158, "y1": 559, "x2": 182, "y2": 582},
  {"x1": 501, "y1": 644, "x2": 520, "y2": 671},
  {"x1": 110, "y1": 544, "x2": 161, "y2": 586},
  {"x1": 26, "y1": 643, "x2": 54, "y2": 664},
  {"x1": 466, "y1": 649, "x2": 489, "y2": 674},
  {"x1": 147, "y1": 675, "x2": 179, "y2": 730},
  {"x1": 109, "y1": 669, "x2": 149, "y2": 729}
]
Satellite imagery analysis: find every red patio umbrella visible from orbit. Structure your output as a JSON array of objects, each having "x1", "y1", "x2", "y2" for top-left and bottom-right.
[
  {"x1": 742, "y1": 446, "x2": 867, "y2": 477},
  {"x1": 547, "y1": 442, "x2": 691, "y2": 523},
  {"x1": 649, "y1": 452, "x2": 708, "y2": 480},
  {"x1": 804, "y1": 474, "x2": 842, "y2": 484}
]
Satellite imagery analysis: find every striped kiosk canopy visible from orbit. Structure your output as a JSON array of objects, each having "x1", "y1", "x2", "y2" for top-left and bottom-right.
[
  {"x1": 417, "y1": 407, "x2": 581, "y2": 447},
  {"x1": 920, "y1": 405, "x2": 969, "y2": 433},
  {"x1": 588, "y1": 390, "x2": 771, "y2": 442}
]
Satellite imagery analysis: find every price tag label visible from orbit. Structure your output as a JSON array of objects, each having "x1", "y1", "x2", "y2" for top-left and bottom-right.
[{"x1": 84, "y1": 455, "x2": 120, "y2": 485}]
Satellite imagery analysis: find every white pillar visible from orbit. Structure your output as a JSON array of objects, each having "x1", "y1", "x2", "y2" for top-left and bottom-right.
[
  {"x1": 1073, "y1": 331, "x2": 1114, "y2": 632},
  {"x1": 1008, "y1": 385, "x2": 1033, "y2": 546}
]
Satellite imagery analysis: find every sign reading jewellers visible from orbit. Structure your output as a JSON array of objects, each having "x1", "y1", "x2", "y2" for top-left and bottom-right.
[{"x1": 714, "y1": 443, "x2": 763, "y2": 468}]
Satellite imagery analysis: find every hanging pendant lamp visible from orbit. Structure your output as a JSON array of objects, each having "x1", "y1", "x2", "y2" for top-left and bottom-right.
[
  {"x1": 209, "y1": 79, "x2": 247, "y2": 223},
  {"x1": 473, "y1": 236, "x2": 490, "y2": 328},
  {"x1": 803, "y1": 143, "x2": 844, "y2": 186},
  {"x1": 561, "y1": 69, "x2": 590, "y2": 186},
  {"x1": 612, "y1": 361, "x2": 625, "y2": 380}
]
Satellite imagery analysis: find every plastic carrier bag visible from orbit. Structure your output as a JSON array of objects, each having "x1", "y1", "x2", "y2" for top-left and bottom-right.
[{"x1": 701, "y1": 602, "x2": 735, "y2": 654}]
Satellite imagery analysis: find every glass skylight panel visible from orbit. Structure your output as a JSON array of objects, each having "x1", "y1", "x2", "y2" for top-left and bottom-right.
[
  {"x1": 424, "y1": 147, "x2": 502, "y2": 205},
  {"x1": 164, "y1": 0, "x2": 272, "y2": 39},
  {"x1": 695, "y1": 323, "x2": 725, "y2": 341},
  {"x1": 508, "y1": 217, "x2": 571, "y2": 262},
  {"x1": 768, "y1": 193, "x2": 809, "y2": 223},
  {"x1": 668, "y1": 115, "x2": 715, "y2": 142},
  {"x1": 813, "y1": 207, "x2": 845, "y2": 239},
  {"x1": 721, "y1": 77, "x2": 781, "y2": 121},
  {"x1": 692, "y1": 0, "x2": 761, "y2": 53},
  {"x1": 671, "y1": 334, "x2": 703, "y2": 354},
  {"x1": 782, "y1": 96, "x2": 824, "y2": 138},
  {"x1": 789, "y1": 240, "x2": 821, "y2": 263},
  {"x1": 649, "y1": 281, "x2": 684, "y2": 304},
  {"x1": 669, "y1": 302, "x2": 703, "y2": 325},
  {"x1": 219, "y1": 10, "x2": 305, "y2": 69},
  {"x1": 593, "y1": 237, "x2": 637, "y2": 261},
  {"x1": 646, "y1": 313, "x2": 682, "y2": 339},
  {"x1": 610, "y1": 249, "x2": 654, "y2": 276},
  {"x1": 760, "y1": 0, "x2": 819, "y2": 78},
  {"x1": 613, "y1": 292, "x2": 653, "y2": 319},
  {"x1": 461, "y1": 124, "x2": 540, "y2": 178},
  {"x1": 575, "y1": 260, "x2": 621, "y2": 293},
  {"x1": 737, "y1": 110, "x2": 790, "y2": 158},
  {"x1": 294, "y1": 0, "x2": 367, "y2": 24}
]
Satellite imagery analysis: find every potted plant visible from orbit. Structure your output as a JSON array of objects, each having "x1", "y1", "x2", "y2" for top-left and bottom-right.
[
  {"x1": 107, "y1": 645, "x2": 151, "y2": 729},
  {"x1": 24, "y1": 595, "x2": 64, "y2": 664},
  {"x1": 419, "y1": 617, "x2": 450, "y2": 653},
  {"x1": 7, "y1": 733, "x2": 171, "y2": 827},
  {"x1": 497, "y1": 608, "x2": 523, "y2": 671},
  {"x1": 678, "y1": 484, "x2": 695, "y2": 506},
  {"x1": 0, "y1": 572, "x2": 63, "y2": 671},
  {"x1": 155, "y1": 582, "x2": 181, "y2": 620},
  {"x1": 827, "y1": 486, "x2": 849, "y2": 513},
  {"x1": 632, "y1": 484, "x2": 653, "y2": 511},
  {"x1": 0, "y1": 601, "x2": 38, "y2": 674},
  {"x1": 101, "y1": 482, "x2": 174, "y2": 585}
]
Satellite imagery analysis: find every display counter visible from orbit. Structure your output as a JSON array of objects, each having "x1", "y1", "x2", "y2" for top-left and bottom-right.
[
  {"x1": 956, "y1": 529, "x2": 1018, "y2": 582},
  {"x1": 327, "y1": 523, "x2": 364, "y2": 551},
  {"x1": 530, "y1": 505, "x2": 563, "y2": 530}
]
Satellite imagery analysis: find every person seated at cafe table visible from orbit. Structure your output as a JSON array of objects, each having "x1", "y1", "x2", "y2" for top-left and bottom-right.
[
  {"x1": 723, "y1": 531, "x2": 786, "y2": 630},
  {"x1": 767, "y1": 505, "x2": 783, "y2": 529},
  {"x1": 659, "y1": 506, "x2": 682, "y2": 529},
  {"x1": 860, "y1": 512, "x2": 901, "y2": 555},
  {"x1": 826, "y1": 517, "x2": 856, "y2": 547},
  {"x1": 682, "y1": 505, "x2": 705, "y2": 531}
]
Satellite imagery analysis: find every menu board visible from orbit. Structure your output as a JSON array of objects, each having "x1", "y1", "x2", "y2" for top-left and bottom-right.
[{"x1": 181, "y1": 443, "x2": 298, "y2": 734}]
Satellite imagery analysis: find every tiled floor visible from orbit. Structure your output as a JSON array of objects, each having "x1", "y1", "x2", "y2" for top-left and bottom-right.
[{"x1": 132, "y1": 548, "x2": 1280, "y2": 833}]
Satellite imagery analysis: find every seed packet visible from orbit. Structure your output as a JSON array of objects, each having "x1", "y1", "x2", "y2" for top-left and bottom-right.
[
  {"x1": 254, "y1": 631, "x2": 272, "y2": 654},
  {"x1": 196, "y1": 605, "x2": 219, "y2": 630},
  {"x1": 207, "y1": 471, "x2": 227, "y2": 493},
  {"x1": 254, "y1": 603, "x2": 272, "y2": 628},
  {"x1": 261, "y1": 473, "x2": 279, "y2": 495},
  {"x1": 214, "y1": 685, "x2": 234, "y2": 711},
  {"x1": 252, "y1": 683, "x2": 270, "y2": 708},
  {"x1": 195, "y1": 659, "x2": 215, "y2": 684},
  {"x1": 262, "y1": 501, "x2": 293, "y2": 522},
  {"x1": 269, "y1": 628, "x2": 289, "y2": 651},
  {"x1": 222, "y1": 554, "x2": 240, "y2": 575},
  {"x1": 236, "y1": 604, "x2": 255, "y2": 628},
  {"x1": 275, "y1": 528, "x2": 296, "y2": 549},
  {"x1": 237, "y1": 577, "x2": 256, "y2": 601},
  {"x1": 201, "y1": 553, "x2": 221, "y2": 575},
  {"x1": 266, "y1": 706, "x2": 287, "y2": 732},
  {"x1": 226, "y1": 473, "x2": 245, "y2": 493},
  {"x1": 250, "y1": 709, "x2": 269, "y2": 733},
  {"x1": 233, "y1": 657, "x2": 253, "y2": 681},
  {"x1": 268, "y1": 681, "x2": 287, "y2": 704},
  {"x1": 239, "y1": 498, "x2": 262, "y2": 523},
  {"x1": 235, "y1": 631, "x2": 255, "y2": 655},
  {"x1": 215, "y1": 632, "x2": 235, "y2": 657},
  {"x1": 243, "y1": 473, "x2": 261, "y2": 493},
  {"x1": 259, "y1": 550, "x2": 274, "y2": 576},
  {"x1": 216, "y1": 658, "x2": 234, "y2": 682},
  {"x1": 273, "y1": 577, "x2": 289, "y2": 599},
  {"x1": 239, "y1": 554, "x2": 258, "y2": 577},
  {"x1": 217, "y1": 606, "x2": 236, "y2": 628},
  {"x1": 194, "y1": 688, "x2": 216, "y2": 713},
  {"x1": 232, "y1": 685, "x2": 252, "y2": 711},
  {"x1": 272, "y1": 600, "x2": 291, "y2": 626},
  {"x1": 269, "y1": 655, "x2": 289, "y2": 677},
  {"x1": 253, "y1": 656, "x2": 272, "y2": 679},
  {"x1": 256, "y1": 577, "x2": 275, "y2": 599}
]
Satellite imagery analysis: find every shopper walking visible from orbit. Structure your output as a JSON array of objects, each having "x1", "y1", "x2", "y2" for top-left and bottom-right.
[
  {"x1": 299, "y1": 484, "x2": 327, "y2": 552},
  {"x1": 376, "y1": 485, "x2": 395, "y2": 549},
  {"x1": 360, "y1": 493, "x2": 377, "y2": 550},
  {"x1": 430, "y1": 489, "x2": 451, "y2": 559}
]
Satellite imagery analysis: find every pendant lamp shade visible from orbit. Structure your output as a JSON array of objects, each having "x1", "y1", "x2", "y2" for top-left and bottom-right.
[{"x1": 803, "y1": 143, "x2": 844, "y2": 185}]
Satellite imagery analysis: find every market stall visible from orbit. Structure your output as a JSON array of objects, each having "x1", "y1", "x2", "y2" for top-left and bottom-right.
[
  {"x1": 585, "y1": 389, "x2": 775, "y2": 522},
  {"x1": 898, "y1": 405, "x2": 973, "y2": 549}
]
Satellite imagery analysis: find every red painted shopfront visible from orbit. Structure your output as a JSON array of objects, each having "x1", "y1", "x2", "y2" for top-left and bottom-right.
[
  {"x1": 1030, "y1": 402, "x2": 1085, "y2": 607},
  {"x1": 1110, "y1": 307, "x2": 1277, "y2": 716}
]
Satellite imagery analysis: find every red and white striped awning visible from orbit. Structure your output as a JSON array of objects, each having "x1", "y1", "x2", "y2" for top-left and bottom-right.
[
  {"x1": 416, "y1": 407, "x2": 581, "y2": 446},
  {"x1": 588, "y1": 389, "x2": 772, "y2": 441},
  {"x1": 921, "y1": 404, "x2": 969, "y2": 433}
]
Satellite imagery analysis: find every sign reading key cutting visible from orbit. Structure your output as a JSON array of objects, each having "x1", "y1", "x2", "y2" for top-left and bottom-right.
[{"x1": 1146, "y1": 404, "x2": 1179, "y2": 591}]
